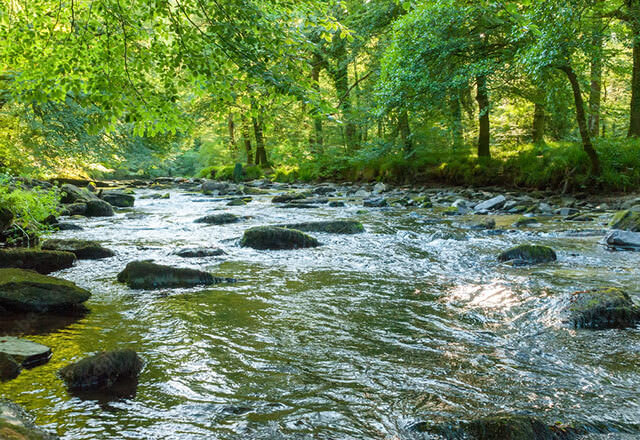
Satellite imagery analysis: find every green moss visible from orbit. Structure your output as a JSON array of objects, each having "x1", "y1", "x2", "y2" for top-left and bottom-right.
[
  {"x1": 569, "y1": 288, "x2": 640, "y2": 329},
  {"x1": 0, "y1": 249, "x2": 76, "y2": 274},
  {"x1": 609, "y1": 210, "x2": 640, "y2": 231},
  {"x1": 240, "y1": 226, "x2": 321, "y2": 250},
  {"x1": 498, "y1": 244, "x2": 556, "y2": 265},
  {"x1": 276, "y1": 220, "x2": 364, "y2": 234},
  {"x1": 513, "y1": 216, "x2": 538, "y2": 227}
]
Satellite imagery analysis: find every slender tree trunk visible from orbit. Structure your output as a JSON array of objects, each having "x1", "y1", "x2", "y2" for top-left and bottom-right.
[
  {"x1": 450, "y1": 94, "x2": 463, "y2": 150},
  {"x1": 398, "y1": 109, "x2": 412, "y2": 152},
  {"x1": 332, "y1": 40, "x2": 358, "y2": 150},
  {"x1": 561, "y1": 65, "x2": 601, "y2": 175},
  {"x1": 227, "y1": 113, "x2": 237, "y2": 153},
  {"x1": 241, "y1": 114, "x2": 253, "y2": 166},
  {"x1": 532, "y1": 103, "x2": 545, "y2": 143},
  {"x1": 629, "y1": 24, "x2": 640, "y2": 137},
  {"x1": 475, "y1": 75, "x2": 491, "y2": 158},
  {"x1": 252, "y1": 114, "x2": 268, "y2": 167},
  {"x1": 309, "y1": 54, "x2": 324, "y2": 153},
  {"x1": 589, "y1": 24, "x2": 603, "y2": 137}
]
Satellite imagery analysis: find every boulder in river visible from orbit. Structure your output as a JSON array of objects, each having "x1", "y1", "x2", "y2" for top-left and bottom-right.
[
  {"x1": 61, "y1": 202, "x2": 88, "y2": 216},
  {"x1": 498, "y1": 244, "x2": 557, "y2": 265},
  {"x1": 276, "y1": 220, "x2": 364, "y2": 234},
  {"x1": 363, "y1": 197, "x2": 387, "y2": 207},
  {"x1": 272, "y1": 193, "x2": 307, "y2": 203},
  {"x1": 60, "y1": 183, "x2": 99, "y2": 204},
  {"x1": 101, "y1": 191, "x2": 135, "y2": 208},
  {"x1": 174, "y1": 248, "x2": 226, "y2": 258},
  {"x1": 0, "y1": 249, "x2": 76, "y2": 274},
  {"x1": 568, "y1": 288, "x2": 640, "y2": 329},
  {"x1": 59, "y1": 349, "x2": 143, "y2": 391},
  {"x1": 513, "y1": 216, "x2": 539, "y2": 227},
  {"x1": 603, "y1": 230, "x2": 640, "y2": 251},
  {"x1": 474, "y1": 195, "x2": 506, "y2": 212},
  {"x1": 42, "y1": 239, "x2": 115, "y2": 260},
  {"x1": 0, "y1": 269, "x2": 91, "y2": 312},
  {"x1": 240, "y1": 226, "x2": 320, "y2": 250},
  {"x1": 194, "y1": 213, "x2": 240, "y2": 225},
  {"x1": 0, "y1": 354, "x2": 21, "y2": 382},
  {"x1": 0, "y1": 399, "x2": 59, "y2": 439},
  {"x1": 84, "y1": 200, "x2": 114, "y2": 217},
  {"x1": 117, "y1": 260, "x2": 232, "y2": 289},
  {"x1": 0, "y1": 337, "x2": 52, "y2": 368},
  {"x1": 609, "y1": 209, "x2": 640, "y2": 231}
]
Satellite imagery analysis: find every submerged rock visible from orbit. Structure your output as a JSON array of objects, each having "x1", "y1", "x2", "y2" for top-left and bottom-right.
[
  {"x1": 42, "y1": 239, "x2": 115, "y2": 260},
  {"x1": 604, "y1": 230, "x2": 640, "y2": 251},
  {"x1": 0, "y1": 269, "x2": 91, "y2": 312},
  {"x1": 117, "y1": 260, "x2": 232, "y2": 289},
  {"x1": 0, "y1": 249, "x2": 76, "y2": 274},
  {"x1": 84, "y1": 200, "x2": 114, "y2": 217},
  {"x1": 240, "y1": 226, "x2": 320, "y2": 250},
  {"x1": 276, "y1": 220, "x2": 364, "y2": 234},
  {"x1": 363, "y1": 197, "x2": 387, "y2": 207},
  {"x1": 174, "y1": 248, "x2": 226, "y2": 258},
  {"x1": 498, "y1": 244, "x2": 557, "y2": 265},
  {"x1": 102, "y1": 191, "x2": 135, "y2": 208},
  {"x1": 0, "y1": 399, "x2": 59, "y2": 439},
  {"x1": 0, "y1": 337, "x2": 52, "y2": 369},
  {"x1": 568, "y1": 288, "x2": 640, "y2": 329},
  {"x1": 609, "y1": 210, "x2": 640, "y2": 231},
  {"x1": 59, "y1": 349, "x2": 143, "y2": 391},
  {"x1": 194, "y1": 213, "x2": 240, "y2": 225}
]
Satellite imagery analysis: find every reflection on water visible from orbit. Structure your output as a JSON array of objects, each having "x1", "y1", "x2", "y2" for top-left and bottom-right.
[{"x1": 1, "y1": 187, "x2": 640, "y2": 439}]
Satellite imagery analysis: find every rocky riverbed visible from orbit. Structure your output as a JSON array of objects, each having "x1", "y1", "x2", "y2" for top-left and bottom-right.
[{"x1": 1, "y1": 177, "x2": 640, "y2": 439}]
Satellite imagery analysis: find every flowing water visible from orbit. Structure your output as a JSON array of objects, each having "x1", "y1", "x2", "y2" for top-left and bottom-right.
[{"x1": 2, "y1": 186, "x2": 640, "y2": 439}]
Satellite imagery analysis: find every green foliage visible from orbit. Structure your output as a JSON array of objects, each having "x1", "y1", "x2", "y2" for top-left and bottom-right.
[{"x1": 0, "y1": 177, "x2": 60, "y2": 231}]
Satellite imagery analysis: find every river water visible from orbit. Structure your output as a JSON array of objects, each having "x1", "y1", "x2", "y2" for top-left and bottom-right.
[{"x1": 1, "y1": 186, "x2": 640, "y2": 439}]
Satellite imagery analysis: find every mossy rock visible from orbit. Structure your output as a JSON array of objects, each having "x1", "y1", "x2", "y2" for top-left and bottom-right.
[
  {"x1": 84, "y1": 200, "x2": 114, "y2": 217},
  {"x1": 61, "y1": 203, "x2": 87, "y2": 216},
  {"x1": 276, "y1": 220, "x2": 364, "y2": 234},
  {"x1": 0, "y1": 249, "x2": 76, "y2": 274},
  {"x1": 568, "y1": 288, "x2": 640, "y2": 329},
  {"x1": 226, "y1": 198, "x2": 250, "y2": 206},
  {"x1": 117, "y1": 260, "x2": 232, "y2": 289},
  {"x1": 513, "y1": 216, "x2": 539, "y2": 227},
  {"x1": 0, "y1": 400, "x2": 58, "y2": 439},
  {"x1": 466, "y1": 415, "x2": 575, "y2": 440},
  {"x1": 240, "y1": 226, "x2": 320, "y2": 250},
  {"x1": 0, "y1": 269, "x2": 91, "y2": 312},
  {"x1": 498, "y1": 244, "x2": 557, "y2": 265},
  {"x1": 173, "y1": 248, "x2": 226, "y2": 258},
  {"x1": 609, "y1": 210, "x2": 640, "y2": 231},
  {"x1": 59, "y1": 349, "x2": 142, "y2": 391},
  {"x1": 102, "y1": 191, "x2": 135, "y2": 208},
  {"x1": 0, "y1": 353, "x2": 21, "y2": 382},
  {"x1": 271, "y1": 193, "x2": 308, "y2": 203},
  {"x1": 194, "y1": 213, "x2": 240, "y2": 225},
  {"x1": 60, "y1": 183, "x2": 99, "y2": 204},
  {"x1": 42, "y1": 239, "x2": 115, "y2": 260}
]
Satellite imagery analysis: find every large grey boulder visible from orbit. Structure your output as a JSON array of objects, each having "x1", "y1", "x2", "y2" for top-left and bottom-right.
[
  {"x1": 0, "y1": 337, "x2": 51, "y2": 368},
  {"x1": 567, "y1": 288, "x2": 640, "y2": 329},
  {"x1": 101, "y1": 191, "x2": 135, "y2": 208},
  {"x1": 474, "y1": 195, "x2": 506, "y2": 212},
  {"x1": 604, "y1": 230, "x2": 640, "y2": 251},
  {"x1": 59, "y1": 349, "x2": 143, "y2": 391},
  {"x1": 0, "y1": 249, "x2": 76, "y2": 274},
  {"x1": 60, "y1": 184, "x2": 99, "y2": 204},
  {"x1": 42, "y1": 239, "x2": 115, "y2": 260},
  {"x1": 240, "y1": 226, "x2": 320, "y2": 250},
  {"x1": 117, "y1": 260, "x2": 232, "y2": 289},
  {"x1": 0, "y1": 269, "x2": 91, "y2": 312},
  {"x1": 85, "y1": 200, "x2": 114, "y2": 217}
]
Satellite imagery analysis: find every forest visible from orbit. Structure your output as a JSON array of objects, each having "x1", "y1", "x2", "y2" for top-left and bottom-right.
[{"x1": 2, "y1": 1, "x2": 640, "y2": 440}]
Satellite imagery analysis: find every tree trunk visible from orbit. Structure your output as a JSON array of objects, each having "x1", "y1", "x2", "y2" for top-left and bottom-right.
[
  {"x1": 450, "y1": 94, "x2": 463, "y2": 150},
  {"x1": 227, "y1": 113, "x2": 237, "y2": 153},
  {"x1": 252, "y1": 114, "x2": 268, "y2": 167},
  {"x1": 532, "y1": 103, "x2": 545, "y2": 143},
  {"x1": 309, "y1": 54, "x2": 324, "y2": 153},
  {"x1": 475, "y1": 75, "x2": 491, "y2": 158},
  {"x1": 241, "y1": 114, "x2": 253, "y2": 166},
  {"x1": 629, "y1": 24, "x2": 640, "y2": 137},
  {"x1": 332, "y1": 41, "x2": 358, "y2": 150},
  {"x1": 398, "y1": 109, "x2": 412, "y2": 152},
  {"x1": 589, "y1": 24, "x2": 603, "y2": 137},
  {"x1": 561, "y1": 65, "x2": 601, "y2": 175}
]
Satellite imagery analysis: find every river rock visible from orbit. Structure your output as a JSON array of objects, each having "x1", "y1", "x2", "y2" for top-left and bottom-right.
[
  {"x1": 59, "y1": 349, "x2": 143, "y2": 391},
  {"x1": 276, "y1": 220, "x2": 364, "y2": 234},
  {"x1": 42, "y1": 239, "x2": 115, "y2": 260},
  {"x1": 609, "y1": 210, "x2": 640, "y2": 231},
  {"x1": 240, "y1": 226, "x2": 320, "y2": 250},
  {"x1": 202, "y1": 181, "x2": 230, "y2": 195},
  {"x1": 0, "y1": 249, "x2": 76, "y2": 274},
  {"x1": 117, "y1": 260, "x2": 230, "y2": 289},
  {"x1": 329, "y1": 201, "x2": 346, "y2": 207},
  {"x1": 363, "y1": 197, "x2": 387, "y2": 207},
  {"x1": 0, "y1": 269, "x2": 91, "y2": 312},
  {"x1": 101, "y1": 191, "x2": 135, "y2": 208},
  {"x1": 568, "y1": 288, "x2": 640, "y2": 329},
  {"x1": 60, "y1": 184, "x2": 99, "y2": 204},
  {"x1": 84, "y1": 200, "x2": 114, "y2": 217},
  {"x1": 227, "y1": 197, "x2": 250, "y2": 206},
  {"x1": 0, "y1": 337, "x2": 52, "y2": 368},
  {"x1": 272, "y1": 193, "x2": 307, "y2": 203},
  {"x1": 513, "y1": 216, "x2": 539, "y2": 227},
  {"x1": 469, "y1": 218, "x2": 496, "y2": 230},
  {"x1": 174, "y1": 248, "x2": 226, "y2": 258},
  {"x1": 0, "y1": 353, "x2": 21, "y2": 382},
  {"x1": 604, "y1": 230, "x2": 640, "y2": 250},
  {"x1": 194, "y1": 213, "x2": 240, "y2": 225},
  {"x1": 56, "y1": 223, "x2": 83, "y2": 231},
  {"x1": 498, "y1": 244, "x2": 557, "y2": 265},
  {"x1": 373, "y1": 182, "x2": 387, "y2": 194},
  {"x1": 0, "y1": 399, "x2": 59, "y2": 439},
  {"x1": 474, "y1": 195, "x2": 506, "y2": 212},
  {"x1": 61, "y1": 202, "x2": 87, "y2": 216}
]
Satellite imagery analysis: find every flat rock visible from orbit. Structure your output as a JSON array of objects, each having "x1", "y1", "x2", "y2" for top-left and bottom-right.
[
  {"x1": 174, "y1": 248, "x2": 226, "y2": 258},
  {"x1": 194, "y1": 213, "x2": 240, "y2": 225},
  {"x1": 276, "y1": 220, "x2": 364, "y2": 234},
  {"x1": 568, "y1": 288, "x2": 640, "y2": 329},
  {"x1": 240, "y1": 226, "x2": 320, "y2": 250},
  {"x1": 0, "y1": 268, "x2": 91, "y2": 312},
  {"x1": 604, "y1": 230, "x2": 640, "y2": 251},
  {"x1": 474, "y1": 195, "x2": 506, "y2": 211},
  {"x1": 42, "y1": 239, "x2": 115, "y2": 259},
  {"x1": 0, "y1": 249, "x2": 76, "y2": 274},
  {"x1": 102, "y1": 191, "x2": 135, "y2": 208},
  {"x1": 59, "y1": 349, "x2": 143, "y2": 391},
  {"x1": 498, "y1": 244, "x2": 557, "y2": 265},
  {"x1": 0, "y1": 337, "x2": 51, "y2": 368},
  {"x1": 117, "y1": 260, "x2": 233, "y2": 289}
]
